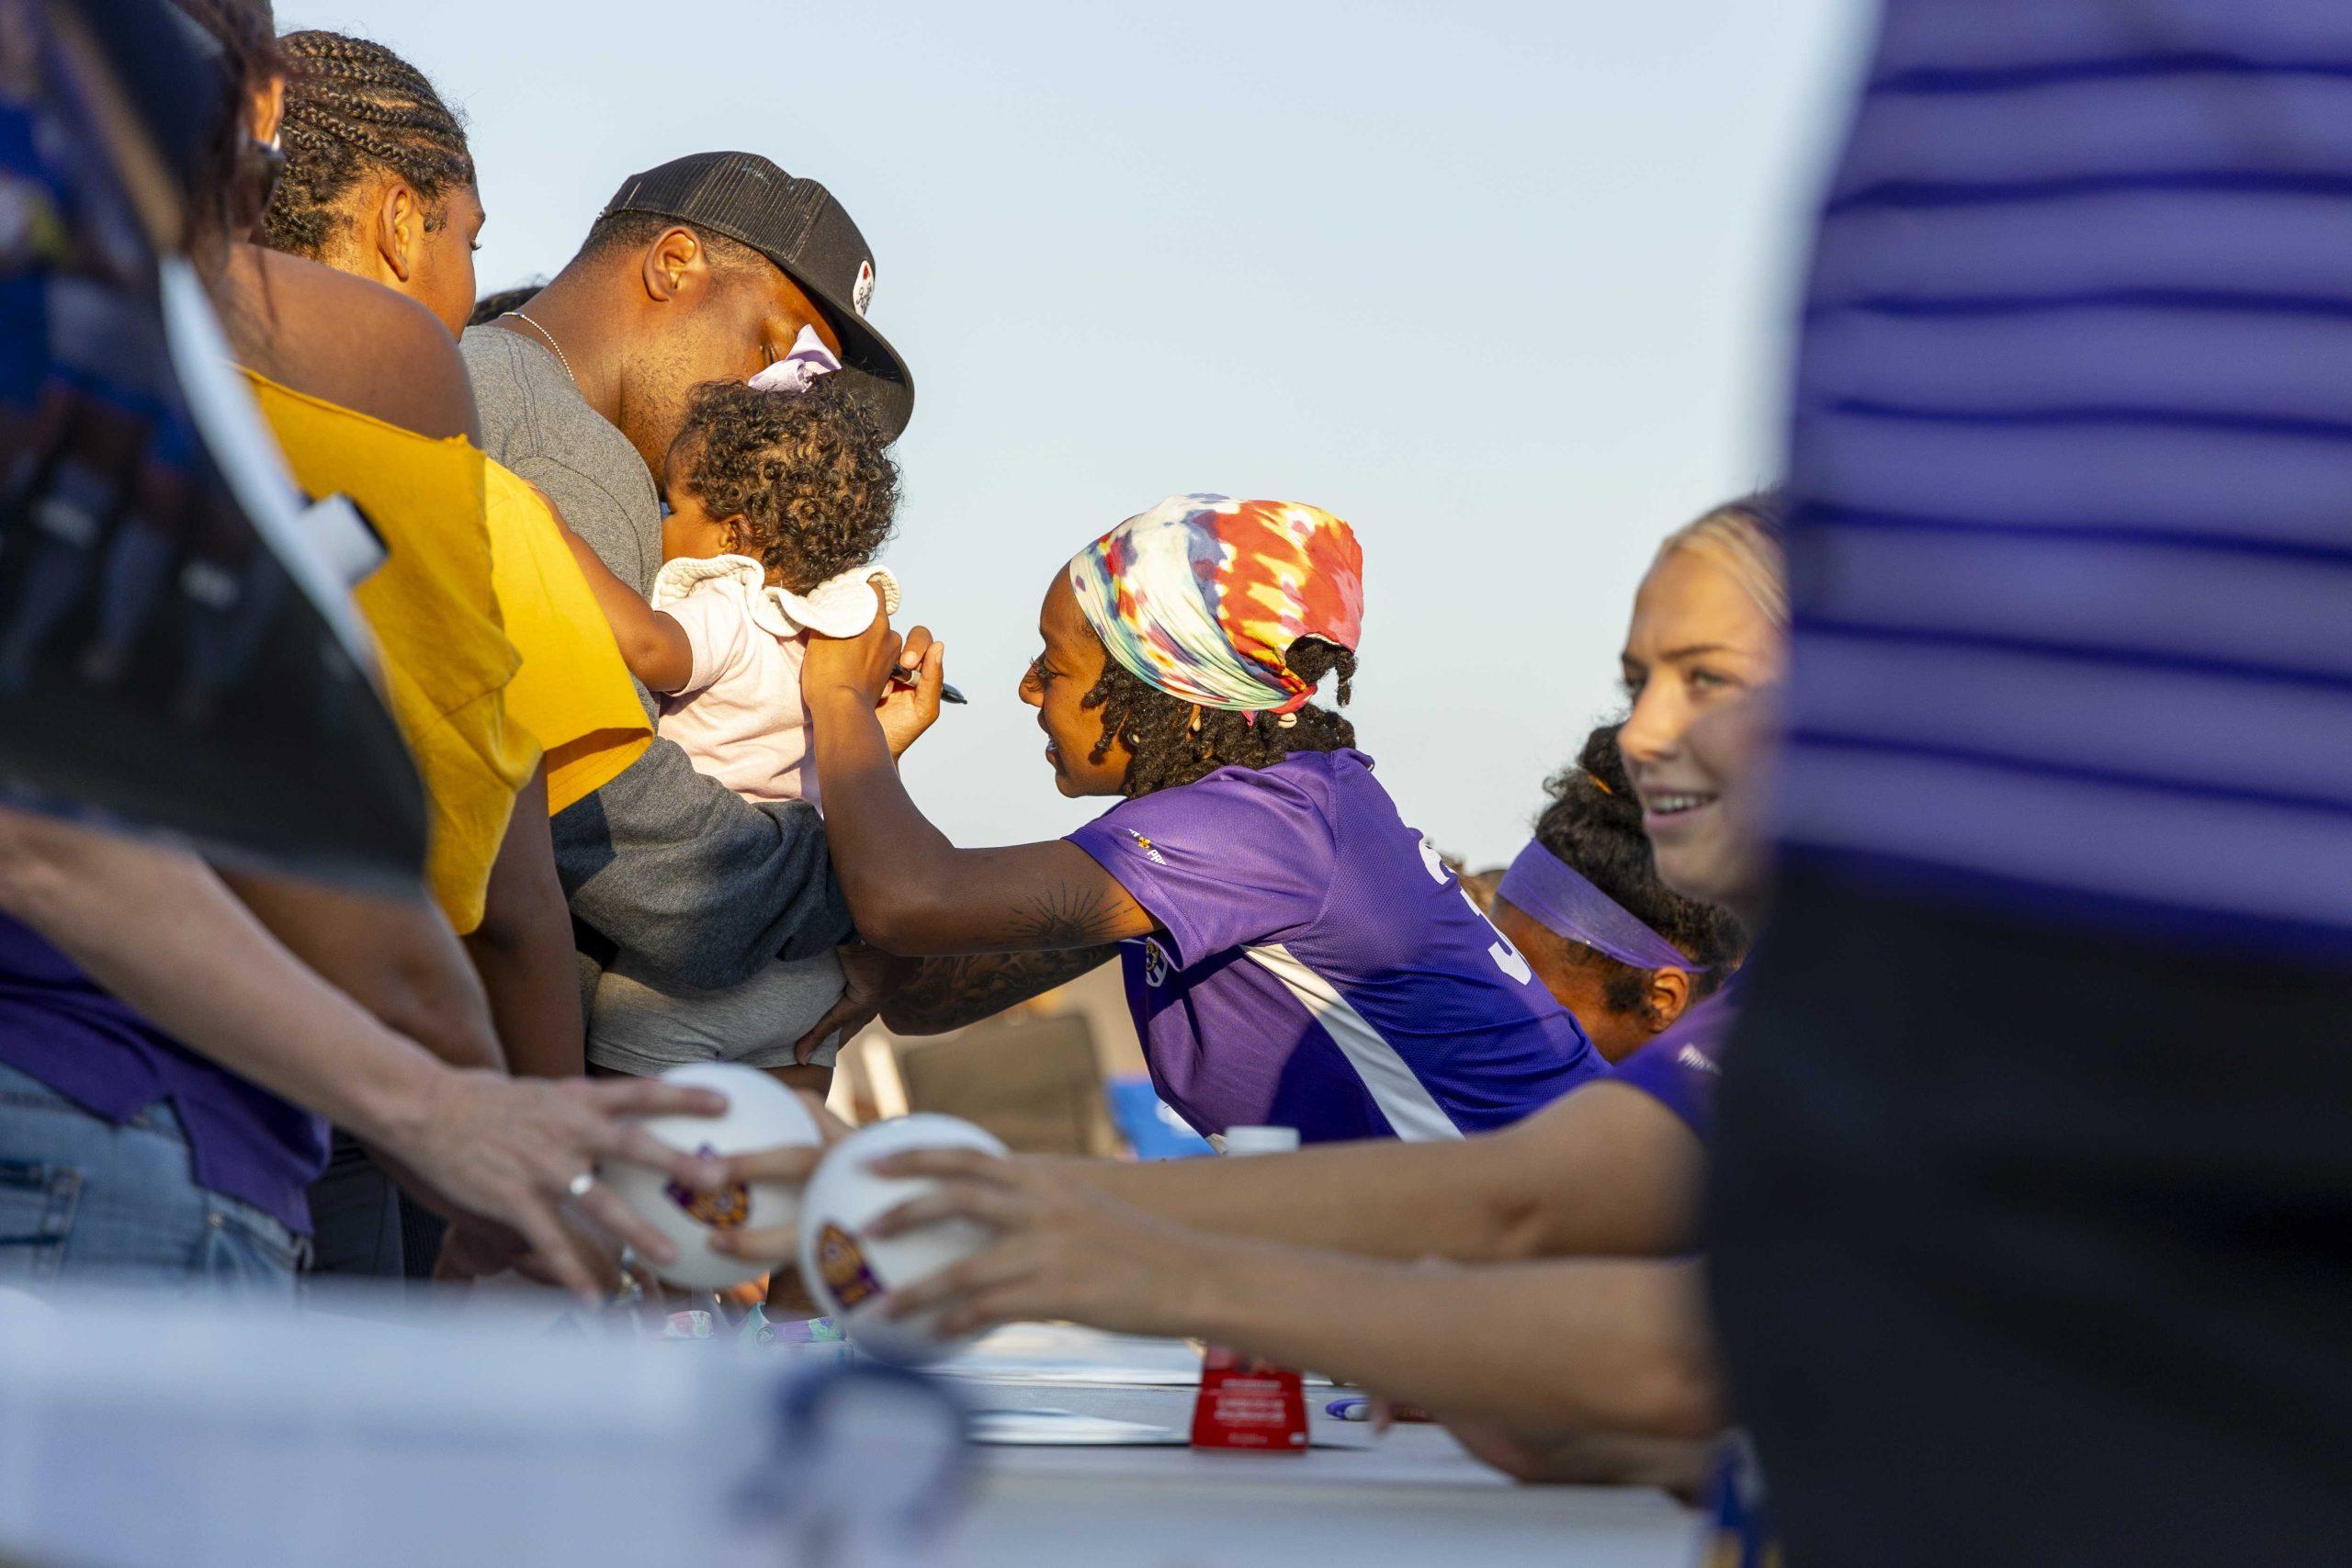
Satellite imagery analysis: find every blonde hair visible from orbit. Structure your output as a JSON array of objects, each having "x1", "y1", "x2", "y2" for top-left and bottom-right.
[{"x1": 1653, "y1": 492, "x2": 1788, "y2": 630}]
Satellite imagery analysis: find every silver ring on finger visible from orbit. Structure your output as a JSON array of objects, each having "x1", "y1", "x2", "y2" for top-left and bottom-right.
[{"x1": 567, "y1": 1169, "x2": 596, "y2": 1201}]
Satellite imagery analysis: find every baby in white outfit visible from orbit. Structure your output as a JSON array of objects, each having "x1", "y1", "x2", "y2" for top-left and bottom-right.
[{"x1": 562, "y1": 367, "x2": 901, "y2": 1080}]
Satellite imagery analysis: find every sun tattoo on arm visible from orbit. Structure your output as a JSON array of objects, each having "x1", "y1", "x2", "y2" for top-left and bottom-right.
[{"x1": 1008, "y1": 880, "x2": 1128, "y2": 950}]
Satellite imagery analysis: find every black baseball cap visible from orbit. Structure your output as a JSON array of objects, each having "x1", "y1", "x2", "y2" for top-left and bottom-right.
[{"x1": 600, "y1": 152, "x2": 914, "y2": 441}]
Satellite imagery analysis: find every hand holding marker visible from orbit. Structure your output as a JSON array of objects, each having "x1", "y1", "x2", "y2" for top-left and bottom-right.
[{"x1": 890, "y1": 659, "x2": 964, "y2": 705}]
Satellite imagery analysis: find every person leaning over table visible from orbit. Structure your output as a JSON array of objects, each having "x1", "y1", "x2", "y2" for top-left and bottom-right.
[
  {"x1": 0, "y1": 0, "x2": 723, "y2": 1298},
  {"x1": 884, "y1": 685, "x2": 1777, "y2": 1491},
  {"x1": 718, "y1": 498, "x2": 1787, "y2": 1482},
  {"x1": 796, "y1": 492, "x2": 1611, "y2": 1144}
]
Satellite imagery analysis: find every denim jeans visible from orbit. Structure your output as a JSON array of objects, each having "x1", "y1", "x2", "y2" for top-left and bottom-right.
[{"x1": 0, "y1": 1060, "x2": 303, "y2": 1296}]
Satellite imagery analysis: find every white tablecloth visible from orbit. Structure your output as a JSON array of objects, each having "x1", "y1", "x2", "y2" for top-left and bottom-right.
[
  {"x1": 955, "y1": 1380, "x2": 1702, "y2": 1568},
  {"x1": 0, "y1": 1299, "x2": 1702, "y2": 1568}
]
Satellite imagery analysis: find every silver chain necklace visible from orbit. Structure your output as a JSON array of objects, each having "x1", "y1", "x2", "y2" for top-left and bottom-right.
[{"x1": 503, "y1": 309, "x2": 577, "y2": 388}]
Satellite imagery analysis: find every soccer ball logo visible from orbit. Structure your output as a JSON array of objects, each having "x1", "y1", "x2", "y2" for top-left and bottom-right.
[
  {"x1": 665, "y1": 1143, "x2": 749, "y2": 1230},
  {"x1": 817, "y1": 1222, "x2": 883, "y2": 1309}
]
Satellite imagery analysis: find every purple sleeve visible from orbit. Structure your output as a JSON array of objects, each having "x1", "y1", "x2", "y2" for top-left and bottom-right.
[
  {"x1": 1066, "y1": 767, "x2": 1337, "y2": 968},
  {"x1": 1610, "y1": 997, "x2": 1735, "y2": 1147}
]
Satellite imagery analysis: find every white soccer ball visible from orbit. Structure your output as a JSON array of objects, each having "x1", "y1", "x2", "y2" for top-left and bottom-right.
[
  {"x1": 797, "y1": 1113, "x2": 1009, "y2": 1364},
  {"x1": 595, "y1": 1062, "x2": 820, "y2": 1291}
]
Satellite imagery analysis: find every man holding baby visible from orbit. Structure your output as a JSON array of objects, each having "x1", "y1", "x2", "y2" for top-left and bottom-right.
[{"x1": 461, "y1": 152, "x2": 928, "y2": 1093}]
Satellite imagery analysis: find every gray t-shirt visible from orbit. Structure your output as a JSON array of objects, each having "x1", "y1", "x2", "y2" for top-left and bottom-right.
[{"x1": 460, "y1": 324, "x2": 851, "y2": 992}]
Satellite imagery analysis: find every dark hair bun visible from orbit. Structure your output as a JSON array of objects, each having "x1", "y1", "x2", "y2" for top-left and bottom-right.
[{"x1": 1532, "y1": 722, "x2": 1746, "y2": 978}]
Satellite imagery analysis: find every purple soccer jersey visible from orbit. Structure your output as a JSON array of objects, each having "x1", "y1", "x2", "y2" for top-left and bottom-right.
[
  {"x1": 1066, "y1": 749, "x2": 1604, "y2": 1144},
  {"x1": 1609, "y1": 987, "x2": 1739, "y2": 1148}
]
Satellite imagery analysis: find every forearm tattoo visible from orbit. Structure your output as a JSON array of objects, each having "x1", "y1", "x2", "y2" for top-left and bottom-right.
[{"x1": 883, "y1": 944, "x2": 1120, "y2": 1035}]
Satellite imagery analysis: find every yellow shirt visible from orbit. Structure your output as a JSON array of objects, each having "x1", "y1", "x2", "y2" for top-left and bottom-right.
[
  {"x1": 243, "y1": 370, "x2": 537, "y2": 934},
  {"x1": 481, "y1": 461, "x2": 652, "y2": 816}
]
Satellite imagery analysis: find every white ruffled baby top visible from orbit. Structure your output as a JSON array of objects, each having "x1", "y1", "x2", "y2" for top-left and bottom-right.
[{"x1": 646, "y1": 554, "x2": 900, "y2": 807}]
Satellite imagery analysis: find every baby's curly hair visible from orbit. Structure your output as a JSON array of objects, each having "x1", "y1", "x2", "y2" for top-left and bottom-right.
[{"x1": 665, "y1": 376, "x2": 899, "y2": 593}]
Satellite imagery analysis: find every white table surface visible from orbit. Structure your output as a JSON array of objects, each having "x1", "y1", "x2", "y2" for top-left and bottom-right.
[{"x1": 950, "y1": 1381, "x2": 1702, "y2": 1568}]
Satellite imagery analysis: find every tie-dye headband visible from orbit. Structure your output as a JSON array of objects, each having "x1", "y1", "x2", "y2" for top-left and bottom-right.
[
  {"x1": 1066, "y1": 493, "x2": 1364, "y2": 715},
  {"x1": 1497, "y1": 840, "x2": 1702, "y2": 973}
]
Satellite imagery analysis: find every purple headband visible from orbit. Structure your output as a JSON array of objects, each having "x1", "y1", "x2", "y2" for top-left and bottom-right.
[{"x1": 1496, "y1": 840, "x2": 1698, "y2": 973}]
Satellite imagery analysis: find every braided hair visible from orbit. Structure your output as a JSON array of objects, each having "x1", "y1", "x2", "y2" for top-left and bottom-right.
[
  {"x1": 1527, "y1": 722, "x2": 1746, "y2": 1015},
  {"x1": 1082, "y1": 641, "x2": 1357, "y2": 798},
  {"x1": 261, "y1": 31, "x2": 473, "y2": 260}
]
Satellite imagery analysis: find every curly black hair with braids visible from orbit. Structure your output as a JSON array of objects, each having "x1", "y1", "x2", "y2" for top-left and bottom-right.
[
  {"x1": 260, "y1": 31, "x2": 473, "y2": 260},
  {"x1": 665, "y1": 375, "x2": 899, "y2": 594},
  {"x1": 1081, "y1": 640, "x2": 1358, "y2": 798},
  {"x1": 1524, "y1": 721, "x2": 1746, "y2": 1013}
]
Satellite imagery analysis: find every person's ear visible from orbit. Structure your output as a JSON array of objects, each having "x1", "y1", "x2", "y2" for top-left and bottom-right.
[
  {"x1": 1644, "y1": 967, "x2": 1693, "y2": 1033},
  {"x1": 718, "y1": 514, "x2": 749, "y2": 555},
  {"x1": 642, "y1": 224, "x2": 707, "y2": 305},
  {"x1": 374, "y1": 182, "x2": 422, "y2": 285}
]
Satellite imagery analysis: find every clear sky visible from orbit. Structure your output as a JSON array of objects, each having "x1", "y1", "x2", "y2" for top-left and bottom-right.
[{"x1": 280, "y1": 0, "x2": 1868, "y2": 864}]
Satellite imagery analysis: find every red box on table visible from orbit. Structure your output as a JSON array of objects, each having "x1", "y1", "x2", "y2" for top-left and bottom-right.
[{"x1": 1190, "y1": 1346, "x2": 1308, "y2": 1452}]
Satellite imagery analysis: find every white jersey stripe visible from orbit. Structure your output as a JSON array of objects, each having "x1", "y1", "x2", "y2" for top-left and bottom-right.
[{"x1": 1241, "y1": 942, "x2": 1464, "y2": 1143}]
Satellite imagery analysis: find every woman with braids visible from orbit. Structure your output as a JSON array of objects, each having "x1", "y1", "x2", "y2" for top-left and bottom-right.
[
  {"x1": 223, "y1": 27, "x2": 660, "y2": 1275},
  {"x1": 255, "y1": 25, "x2": 651, "y2": 1100},
  {"x1": 258, "y1": 44, "x2": 646, "y2": 774},
  {"x1": 1490, "y1": 721, "x2": 1746, "y2": 1062},
  {"x1": 259, "y1": 29, "x2": 648, "y2": 827},
  {"x1": 261, "y1": 30, "x2": 481, "y2": 337},
  {"x1": 804, "y1": 493, "x2": 1606, "y2": 1144}
]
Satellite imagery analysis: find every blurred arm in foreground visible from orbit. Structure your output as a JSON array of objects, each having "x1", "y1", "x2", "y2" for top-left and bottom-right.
[{"x1": 0, "y1": 808, "x2": 721, "y2": 1298}]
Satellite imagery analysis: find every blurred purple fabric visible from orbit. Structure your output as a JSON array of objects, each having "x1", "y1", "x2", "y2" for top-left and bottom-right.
[{"x1": 1775, "y1": 0, "x2": 2352, "y2": 957}]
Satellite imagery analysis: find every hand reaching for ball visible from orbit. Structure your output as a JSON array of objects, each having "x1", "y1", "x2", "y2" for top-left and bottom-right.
[
  {"x1": 849, "y1": 1148, "x2": 1217, "y2": 1342},
  {"x1": 706, "y1": 1090, "x2": 856, "y2": 1267}
]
